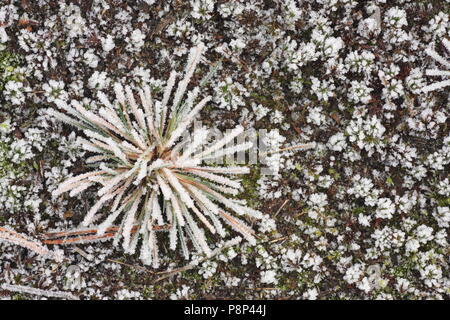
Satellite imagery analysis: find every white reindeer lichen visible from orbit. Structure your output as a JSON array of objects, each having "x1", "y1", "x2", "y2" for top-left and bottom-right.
[
  {"x1": 422, "y1": 39, "x2": 450, "y2": 93},
  {"x1": 49, "y1": 44, "x2": 263, "y2": 267}
]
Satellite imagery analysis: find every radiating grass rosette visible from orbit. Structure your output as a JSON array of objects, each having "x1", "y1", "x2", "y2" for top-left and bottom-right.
[{"x1": 49, "y1": 44, "x2": 263, "y2": 267}]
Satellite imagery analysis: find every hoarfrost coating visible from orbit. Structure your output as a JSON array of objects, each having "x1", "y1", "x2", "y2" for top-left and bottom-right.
[{"x1": 0, "y1": 0, "x2": 449, "y2": 300}]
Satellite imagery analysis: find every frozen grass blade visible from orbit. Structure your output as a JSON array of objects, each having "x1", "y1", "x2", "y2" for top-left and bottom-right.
[{"x1": 49, "y1": 45, "x2": 266, "y2": 265}]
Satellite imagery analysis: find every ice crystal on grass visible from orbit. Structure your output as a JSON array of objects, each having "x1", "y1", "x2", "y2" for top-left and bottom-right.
[
  {"x1": 422, "y1": 39, "x2": 450, "y2": 93},
  {"x1": 50, "y1": 45, "x2": 263, "y2": 267},
  {"x1": 0, "y1": 226, "x2": 63, "y2": 262}
]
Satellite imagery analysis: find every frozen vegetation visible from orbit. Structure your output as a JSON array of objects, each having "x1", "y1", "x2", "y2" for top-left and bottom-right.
[{"x1": 0, "y1": 0, "x2": 449, "y2": 300}]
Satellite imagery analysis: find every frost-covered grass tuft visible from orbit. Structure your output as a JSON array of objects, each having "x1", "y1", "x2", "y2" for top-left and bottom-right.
[{"x1": 50, "y1": 45, "x2": 262, "y2": 267}]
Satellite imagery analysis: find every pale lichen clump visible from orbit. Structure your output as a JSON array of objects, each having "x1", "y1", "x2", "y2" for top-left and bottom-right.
[{"x1": 49, "y1": 45, "x2": 263, "y2": 267}]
